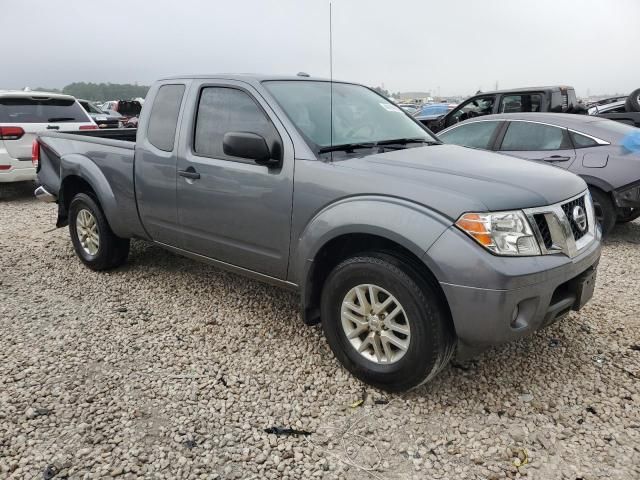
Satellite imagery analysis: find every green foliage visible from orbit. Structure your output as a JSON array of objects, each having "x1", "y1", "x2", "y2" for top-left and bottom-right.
[{"x1": 61, "y1": 82, "x2": 150, "y2": 101}]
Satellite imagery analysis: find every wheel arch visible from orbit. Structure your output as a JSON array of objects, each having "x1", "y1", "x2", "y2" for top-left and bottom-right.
[
  {"x1": 58, "y1": 154, "x2": 127, "y2": 236},
  {"x1": 580, "y1": 174, "x2": 614, "y2": 194},
  {"x1": 291, "y1": 197, "x2": 452, "y2": 326}
]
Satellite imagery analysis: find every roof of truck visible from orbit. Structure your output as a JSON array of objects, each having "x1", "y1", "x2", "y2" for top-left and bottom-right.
[{"x1": 158, "y1": 73, "x2": 337, "y2": 83}]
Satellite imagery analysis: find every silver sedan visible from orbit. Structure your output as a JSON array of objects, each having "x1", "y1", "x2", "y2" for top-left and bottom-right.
[{"x1": 437, "y1": 112, "x2": 640, "y2": 234}]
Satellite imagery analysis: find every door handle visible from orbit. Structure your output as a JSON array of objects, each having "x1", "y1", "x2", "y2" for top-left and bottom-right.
[
  {"x1": 543, "y1": 155, "x2": 571, "y2": 162},
  {"x1": 178, "y1": 167, "x2": 200, "y2": 180}
]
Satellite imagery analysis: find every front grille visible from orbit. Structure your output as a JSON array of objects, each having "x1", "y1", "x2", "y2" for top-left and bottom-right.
[
  {"x1": 561, "y1": 196, "x2": 588, "y2": 241},
  {"x1": 526, "y1": 192, "x2": 594, "y2": 258},
  {"x1": 534, "y1": 214, "x2": 553, "y2": 249}
]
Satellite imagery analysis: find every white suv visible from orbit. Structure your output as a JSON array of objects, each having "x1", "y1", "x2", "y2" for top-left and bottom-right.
[{"x1": 0, "y1": 90, "x2": 96, "y2": 183}]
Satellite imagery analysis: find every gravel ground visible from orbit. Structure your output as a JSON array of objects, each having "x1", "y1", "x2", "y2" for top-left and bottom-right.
[{"x1": 1, "y1": 181, "x2": 639, "y2": 480}]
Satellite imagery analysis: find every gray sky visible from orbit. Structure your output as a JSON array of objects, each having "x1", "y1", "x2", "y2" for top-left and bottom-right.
[{"x1": 3, "y1": 0, "x2": 638, "y2": 96}]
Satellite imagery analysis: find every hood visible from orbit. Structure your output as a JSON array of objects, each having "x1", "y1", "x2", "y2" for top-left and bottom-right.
[{"x1": 334, "y1": 144, "x2": 587, "y2": 219}]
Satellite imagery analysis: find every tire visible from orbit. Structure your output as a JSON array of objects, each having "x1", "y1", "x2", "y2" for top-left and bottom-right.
[
  {"x1": 320, "y1": 252, "x2": 455, "y2": 392},
  {"x1": 625, "y1": 88, "x2": 640, "y2": 113},
  {"x1": 68, "y1": 193, "x2": 130, "y2": 270},
  {"x1": 617, "y1": 207, "x2": 640, "y2": 224},
  {"x1": 589, "y1": 188, "x2": 616, "y2": 236}
]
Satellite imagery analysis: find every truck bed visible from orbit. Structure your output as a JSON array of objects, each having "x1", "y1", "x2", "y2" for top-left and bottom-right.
[
  {"x1": 36, "y1": 129, "x2": 145, "y2": 239},
  {"x1": 68, "y1": 128, "x2": 138, "y2": 142}
]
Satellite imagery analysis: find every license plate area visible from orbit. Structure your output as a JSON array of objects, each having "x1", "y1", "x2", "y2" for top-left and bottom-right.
[{"x1": 571, "y1": 267, "x2": 597, "y2": 311}]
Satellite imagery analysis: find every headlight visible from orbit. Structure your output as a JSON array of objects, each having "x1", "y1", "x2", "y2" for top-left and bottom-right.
[{"x1": 455, "y1": 210, "x2": 541, "y2": 256}]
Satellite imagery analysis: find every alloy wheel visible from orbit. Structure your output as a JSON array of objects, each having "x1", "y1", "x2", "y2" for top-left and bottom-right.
[
  {"x1": 341, "y1": 284, "x2": 410, "y2": 364},
  {"x1": 76, "y1": 209, "x2": 100, "y2": 256}
]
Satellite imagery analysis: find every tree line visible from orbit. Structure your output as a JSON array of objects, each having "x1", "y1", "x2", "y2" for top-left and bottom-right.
[{"x1": 36, "y1": 82, "x2": 150, "y2": 101}]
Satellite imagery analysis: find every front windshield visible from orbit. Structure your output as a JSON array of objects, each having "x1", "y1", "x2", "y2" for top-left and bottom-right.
[{"x1": 263, "y1": 80, "x2": 436, "y2": 149}]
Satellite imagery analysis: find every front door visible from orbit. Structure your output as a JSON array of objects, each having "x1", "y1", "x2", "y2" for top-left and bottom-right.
[
  {"x1": 175, "y1": 82, "x2": 294, "y2": 279},
  {"x1": 497, "y1": 120, "x2": 576, "y2": 168}
]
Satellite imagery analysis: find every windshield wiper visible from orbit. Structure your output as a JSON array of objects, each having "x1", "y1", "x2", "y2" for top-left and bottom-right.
[
  {"x1": 47, "y1": 117, "x2": 76, "y2": 122},
  {"x1": 375, "y1": 137, "x2": 440, "y2": 146},
  {"x1": 318, "y1": 142, "x2": 377, "y2": 154},
  {"x1": 319, "y1": 138, "x2": 439, "y2": 154}
]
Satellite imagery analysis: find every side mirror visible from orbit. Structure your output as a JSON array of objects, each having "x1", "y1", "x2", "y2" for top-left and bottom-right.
[{"x1": 223, "y1": 132, "x2": 278, "y2": 166}]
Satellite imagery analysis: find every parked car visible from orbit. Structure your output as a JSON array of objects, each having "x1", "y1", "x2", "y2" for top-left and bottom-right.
[
  {"x1": 101, "y1": 100, "x2": 142, "y2": 128},
  {"x1": 78, "y1": 99, "x2": 123, "y2": 129},
  {"x1": 587, "y1": 89, "x2": 640, "y2": 128},
  {"x1": 34, "y1": 75, "x2": 601, "y2": 391},
  {"x1": 413, "y1": 103, "x2": 456, "y2": 129},
  {"x1": 0, "y1": 90, "x2": 96, "y2": 183},
  {"x1": 429, "y1": 86, "x2": 581, "y2": 133},
  {"x1": 438, "y1": 113, "x2": 640, "y2": 233}
]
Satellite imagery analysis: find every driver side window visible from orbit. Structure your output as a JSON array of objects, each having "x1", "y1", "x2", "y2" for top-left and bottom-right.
[{"x1": 447, "y1": 96, "x2": 495, "y2": 126}]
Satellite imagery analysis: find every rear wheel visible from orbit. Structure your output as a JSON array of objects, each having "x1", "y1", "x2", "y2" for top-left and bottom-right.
[
  {"x1": 69, "y1": 193, "x2": 130, "y2": 270},
  {"x1": 589, "y1": 188, "x2": 616, "y2": 236},
  {"x1": 320, "y1": 252, "x2": 455, "y2": 391}
]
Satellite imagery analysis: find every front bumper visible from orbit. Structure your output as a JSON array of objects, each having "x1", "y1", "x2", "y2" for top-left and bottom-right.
[{"x1": 425, "y1": 225, "x2": 601, "y2": 355}]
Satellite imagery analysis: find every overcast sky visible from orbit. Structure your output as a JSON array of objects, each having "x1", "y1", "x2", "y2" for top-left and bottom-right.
[{"x1": 3, "y1": 0, "x2": 638, "y2": 96}]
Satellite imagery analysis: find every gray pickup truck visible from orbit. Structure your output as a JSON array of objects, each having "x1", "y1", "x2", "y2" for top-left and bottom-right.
[{"x1": 34, "y1": 75, "x2": 601, "y2": 391}]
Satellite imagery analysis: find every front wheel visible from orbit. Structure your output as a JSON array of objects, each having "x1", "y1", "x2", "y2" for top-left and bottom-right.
[
  {"x1": 68, "y1": 193, "x2": 130, "y2": 271},
  {"x1": 320, "y1": 252, "x2": 455, "y2": 392}
]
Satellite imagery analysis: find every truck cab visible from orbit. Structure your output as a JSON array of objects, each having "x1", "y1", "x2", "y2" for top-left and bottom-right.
[{"x1": 430, "y1": 86, "x2": 580, "y2": 132}]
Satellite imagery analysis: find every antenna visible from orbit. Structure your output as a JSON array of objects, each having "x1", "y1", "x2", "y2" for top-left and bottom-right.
[{"x1": 329, "y1": 2, "x2": 333, "y2": 152}]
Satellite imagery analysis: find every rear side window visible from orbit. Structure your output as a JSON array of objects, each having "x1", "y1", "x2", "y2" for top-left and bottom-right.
[
  {"x1": 439, "y1": 121, "x2": 501, "y2": 149},
  {"x1": 147, "y1": 85, "x2": 185, "y2": 152},
  {"x1": 499, "y1": 94, "x2": 542, "y2": 113},
  {"x1": 500, "y1": 122, "x2": 571, "y2": 151},
  {"x1": 0, "y1": 97, "x2": 90, "y2": 123},
  {"x1": 194, "y1": 87, "x2": 279, "y2": 160},
  {"x1": 570, "y1": 131, "x2": 598, "y2": 148}
]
